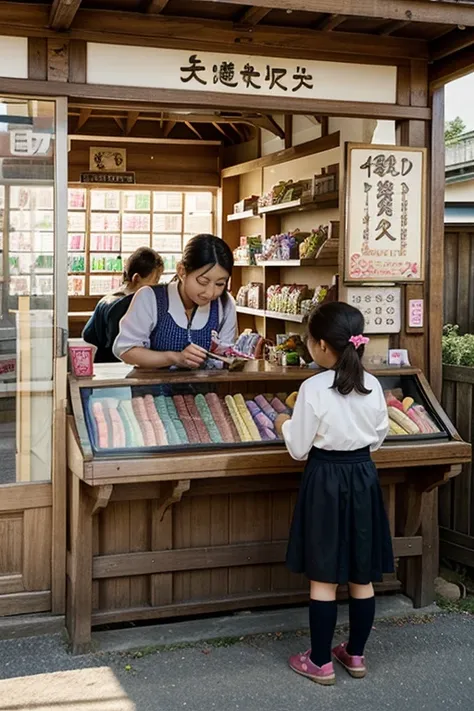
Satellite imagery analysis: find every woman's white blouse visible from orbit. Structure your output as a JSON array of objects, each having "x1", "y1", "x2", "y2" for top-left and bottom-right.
[
  {"x1": 113, "y1": 281, "x2": 237, "y2": 359},
  {"x1": 281, "y1": 369, "x2": 389, "y2": 461}
]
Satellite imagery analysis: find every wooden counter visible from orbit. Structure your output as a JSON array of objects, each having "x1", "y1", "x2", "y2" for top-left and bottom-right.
[{"x1": 66, "y1": 363, "x2": 471, "y2": 653}]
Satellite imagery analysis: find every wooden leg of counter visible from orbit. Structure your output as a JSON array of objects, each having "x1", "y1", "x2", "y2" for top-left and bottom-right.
[
  {"x1": 401, "y1": 485, "x2": 438, "y2": 608},
  {"x1": 66, "y1": 475, "x2": 93, "y2": 654}
]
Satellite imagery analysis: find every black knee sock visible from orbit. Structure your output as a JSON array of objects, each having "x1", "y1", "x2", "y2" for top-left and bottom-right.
[
  {"x1": 309, "y1": 599, "x2": 338, "y2": 667},
  {"x1": 346, "y1": 596, "x2": 375, "y2": 657}
]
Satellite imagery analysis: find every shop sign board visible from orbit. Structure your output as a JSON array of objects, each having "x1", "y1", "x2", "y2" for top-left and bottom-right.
[
  {"x1": 87, "y1": 44, "x2": 397, "y2": 104},
  {"x1": 81, "y1": 172, "x2": 136, "y2": 184},
  {"x1": 345, "y1": 144, "x2": 426, "y2": 282}
]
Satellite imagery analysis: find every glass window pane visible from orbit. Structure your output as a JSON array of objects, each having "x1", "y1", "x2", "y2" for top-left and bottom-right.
[{"x1": 0, "y1": 98, "x2": 56, "y2": 484}]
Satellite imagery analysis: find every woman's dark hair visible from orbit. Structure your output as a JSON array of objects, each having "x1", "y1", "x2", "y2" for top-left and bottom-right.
[
  {"x1": 307, "y1": 301, "x2": 371, "y2": 396},
  {"x1": 180, "y1": 233, "x2": 234, "y2": 304},
  {"x1": 123, "y1": 247, "x2": 164, "y2": 283}
]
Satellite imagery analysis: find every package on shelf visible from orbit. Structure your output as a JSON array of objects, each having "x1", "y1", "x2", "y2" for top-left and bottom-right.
[
  {"x1": 299, "y1": 225, "x2": 329, "y2": 259},
  {"x1": 233, "y1": 234, "x2": 262, "y2": 265},
  {"x1": 258, "y1": 179, "x2": 312, "y2": 208},
  {"x1": 312, "y1": 164, "x2": 339, "y2": 197},
  {"x1": 234, "y1": 330, "x2": 267, "y2": 359},
  {"x1": 91, "y1": 254, "x2": 123, "y2": 272},
  {"x1": 300, "y1": 286, "x2": 329, "y2": 315},
  {"x1": 257, "y1": 229, "x2": 308, "y2": 262},
  {"x1": 233, "y1": 195, "x2": 259, "y2": 214},
  {"x1": 68, "y1": 275, "x2": 85, "y2": 296},
  {"x1": 266, "y1": 283, "x2": 310, "y2": 315},
  {"x1": 236, "y1": 284, "x2": 249, "y2": 306}
]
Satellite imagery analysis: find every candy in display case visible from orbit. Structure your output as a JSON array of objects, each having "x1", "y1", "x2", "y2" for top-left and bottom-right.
[
  {"x1": 80, "y1": 382, "x2": 296, "y2": 455},
  {"x1": 378, "y1": 373, "x2": 447, "y2": 442}
]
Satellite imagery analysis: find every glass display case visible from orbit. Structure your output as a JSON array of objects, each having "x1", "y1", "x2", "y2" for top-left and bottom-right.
[{"x1": 68, "y1": 364, "x2": 466, "y2": 472}]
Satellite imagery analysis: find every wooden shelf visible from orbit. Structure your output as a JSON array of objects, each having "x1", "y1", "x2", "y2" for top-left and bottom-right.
[
  {"x1": 266, "y1": 311, "x2": 306, "y2": 323},
  {"x1": 227, "y1": 209, "x2": 260, "y2": 222},
  {"x1": 233, "y1": 261, "x2": 263, "y2": 268},
  {"x1": 236, "y1": 305, "x2": 265, "y2": 318},
  {"x1": 257, "y1": 192, "x2": 339, "y2": 216},
  {"x1": 236, "y1": 305, "x2": 306, "y2": 323}
]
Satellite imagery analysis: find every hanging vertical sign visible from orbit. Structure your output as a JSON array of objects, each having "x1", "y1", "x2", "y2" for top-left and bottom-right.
[{"x1": 345, "y1": 144, "x2": 426, "y2": 282}]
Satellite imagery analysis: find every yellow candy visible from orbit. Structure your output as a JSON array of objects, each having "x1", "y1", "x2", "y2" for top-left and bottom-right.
[
  {"x1": 225, "y1": 395, "x2": 252, "y2": 442},
  {"x1": 234, "y1": 394, "x2": 261, "y2": 441},
  {"x1": 285, "y1": 391, "x2": 298, "y2": 409}
]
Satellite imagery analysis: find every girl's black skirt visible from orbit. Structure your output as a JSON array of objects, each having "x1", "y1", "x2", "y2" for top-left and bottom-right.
[{"x1": 286, "y1": 447, "x2": 394, "y2": 585}]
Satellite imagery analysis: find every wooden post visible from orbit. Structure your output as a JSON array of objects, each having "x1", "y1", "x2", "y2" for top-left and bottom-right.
[
  {"x1": 67, "y1": 475, "x2": 93, "y2": 654},
  {"x1": 429, "y1": 86, "x2": 445, "y2": 400}
]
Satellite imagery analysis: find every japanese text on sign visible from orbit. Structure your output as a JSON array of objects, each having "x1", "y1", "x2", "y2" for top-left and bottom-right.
[
  {"x1": 346, "y1": 145, "x2": 425, "y2": 282},
  {"x1": 180, "y1": 55, "x2": 315, "y2": 93}
]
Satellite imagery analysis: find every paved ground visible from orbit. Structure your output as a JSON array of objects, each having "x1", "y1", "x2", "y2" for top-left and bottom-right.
[{"x1": 0, "y1": 611, "x2": 472, "y2": 711}]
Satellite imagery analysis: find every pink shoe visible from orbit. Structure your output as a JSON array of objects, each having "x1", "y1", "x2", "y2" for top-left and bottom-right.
[
  {"x1": 332, "y1": 642, "x2": 367, "y2": 678},
  {"x1": 288, "y1": 649, "x2": 336, "y2": 686}
]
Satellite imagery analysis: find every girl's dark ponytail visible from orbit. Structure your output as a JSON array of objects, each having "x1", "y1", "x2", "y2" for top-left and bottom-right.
[
  {"x1": 332, "y1": 342, "x2": 371, "y2": 396},
  {"x1": 307, "y1": 301, "x2": 371, "y2": 396}
]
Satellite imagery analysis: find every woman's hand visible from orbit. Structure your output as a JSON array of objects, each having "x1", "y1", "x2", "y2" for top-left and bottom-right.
[
  {"x1": 275, "y1": 413, "x2": 290, "y2": 436},
  {"x1": 173, "y1": 344, "x2": 208, "y2": 369}
]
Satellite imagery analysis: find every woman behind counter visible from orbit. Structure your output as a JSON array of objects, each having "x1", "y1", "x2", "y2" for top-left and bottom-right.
[
  {"x1": 113, "y1": 234, "x2": 237, "y2": 370},
  {"x1": 83, "y1": 247, "x2": 164, "y2": 363}
]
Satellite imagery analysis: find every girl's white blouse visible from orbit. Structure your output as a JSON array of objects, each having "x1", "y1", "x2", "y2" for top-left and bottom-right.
[{"x1": 281, "y1": 369, "x2": 389, "y2": 461}]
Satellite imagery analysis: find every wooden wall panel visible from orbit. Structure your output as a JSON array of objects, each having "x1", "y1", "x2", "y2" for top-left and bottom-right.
[
  {"x1": 443, "y1": 230, "x2": 474, "y2": 334},
  {"x1": 68, "y1": 141, "x2": 220, "y2": 187}
]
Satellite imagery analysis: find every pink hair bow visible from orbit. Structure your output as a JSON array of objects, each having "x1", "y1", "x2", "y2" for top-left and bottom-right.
[{"x1": 349, "y1": 334, "x2": 370, "y2": 349}]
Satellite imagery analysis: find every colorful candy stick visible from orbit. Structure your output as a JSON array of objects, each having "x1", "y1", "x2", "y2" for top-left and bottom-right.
[
  {"x1": 270, "y1": 397, "x2": 287, "y2": 414},
  {"x1": 165, "y1": 397, "x2": 189, "y2": 444},
  {"x1": 204, "y1": 393, "x2": 237, "y2": 442},
  {"x1": 119, "y1": 400, "x2": 145, "y2": 447},
  {"x1": 254, "y1": 394, "x2": 278, "y2": 422},
  {"x1": 195, "y1": 394, "x2": 223, "y2": 444},
  {"x1": 257, "y1": 422, "x2": 277, "y2": 441},
  {"x1": 225, "y1": 395, "x2": 252, "y2": 442},
  {"x1": 91, "y1": 401, "x2": 109, "y2": 449},
  {"x1": 153, "y1": 394, "x2": 180, "y2": 445},
  {"x1": 173, "y1": 395, "x2": 200, "y2": 444},
  {"x1": 144, "y1": 394, "x2": 169, "y2": 446},
  {"x1": 132, "y1": 397, "x2": 157, "y2": 446},
  {"x1": 183, "y1": 394, "x2": 211, "y2": 443},
  {"x1": 246, "y1": 400, "x2": 273, "y2": 430},
  {"x1": 234, "y1": 394, "x2": 261, "y2": 441},
  {"x1": 104, "y1": 399, "x2": 126, "y2": 448}
]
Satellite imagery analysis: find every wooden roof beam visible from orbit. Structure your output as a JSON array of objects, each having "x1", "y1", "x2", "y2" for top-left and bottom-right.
[
  {"x1": 163, "y1": 121, "x2": 176, "y2": 138},
  {"x1": 211, "y1": 0, "x2": 474, "y2": 28},
  {"x1": 185, "y1": 122, "x2": 203, "y2": 140},
  {"x1": 377, "y1": 20, "x2": 410, "y2": 36},
  {"x1": 431, "y1": 27, "x2": 474, "y2": 61},
  {"x1": 76, "y1": 108, "x2": 91, "y2": 131},
  {"x1": 313, "y1": 14, "x2": 347, "y2": 32},
  {"x1": 0, "y1": 4, "x2": 429, "y2": 61},
  {"x1": 126, "y1": 111, "x2": 140, "y2": 135},
  {"x1": 49, "y1": 0, "x2": 82, "y2": 30},
  {"x1": 213, "y1": 122, "x2": 233, "y2": 142},
  {"x1": 237, "y1": 5, "x2": 271, "y2": 26}
]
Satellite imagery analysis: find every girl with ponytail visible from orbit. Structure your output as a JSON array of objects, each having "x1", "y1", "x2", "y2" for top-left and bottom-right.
[{"x1": 275, "y1": 301, "x2": 394, "y2": 686}]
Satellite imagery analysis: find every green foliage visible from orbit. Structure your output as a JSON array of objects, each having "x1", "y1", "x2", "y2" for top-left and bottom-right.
[
  {"x1": 442, "y1": 324, "x2": 474, "y2": 367},
  {"x1": 445, "y1": 116, "x2": 466, "y2": 145}
]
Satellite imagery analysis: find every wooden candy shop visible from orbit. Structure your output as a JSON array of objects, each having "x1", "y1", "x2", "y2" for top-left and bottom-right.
[{"x1": 0, "y1": 0, "x2": 472, "y2": 653}]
